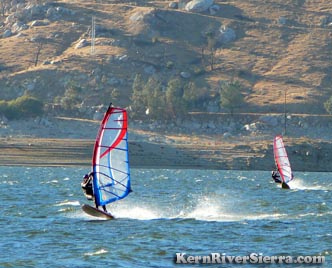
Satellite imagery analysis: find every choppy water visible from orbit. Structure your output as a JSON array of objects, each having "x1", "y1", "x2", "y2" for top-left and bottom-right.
[{"x1": 0, "y1": 167, "x2": 331, "y2": 267}]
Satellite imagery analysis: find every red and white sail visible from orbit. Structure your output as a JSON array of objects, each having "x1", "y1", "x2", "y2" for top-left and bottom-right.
[{"x1": 273, "y1": 135, "x2": 294, "y2": 184}]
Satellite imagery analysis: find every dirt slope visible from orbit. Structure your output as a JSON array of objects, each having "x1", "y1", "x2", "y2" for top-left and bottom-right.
[{"x1": 0, "y1": 0, "x2": 332, "y2": 114}]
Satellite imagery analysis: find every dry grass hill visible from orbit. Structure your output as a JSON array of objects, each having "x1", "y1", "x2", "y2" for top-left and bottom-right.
[{"x1": 1, "y1": 0, "x2": 332, "y2": 115}]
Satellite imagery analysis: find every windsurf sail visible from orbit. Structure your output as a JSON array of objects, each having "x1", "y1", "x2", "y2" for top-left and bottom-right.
[
  {"x1": 273, "y1": 135, "x2": 293, "y2": 184},
  {"x1": 92, "y1": 105, "x2": 131, "y2": 207}
]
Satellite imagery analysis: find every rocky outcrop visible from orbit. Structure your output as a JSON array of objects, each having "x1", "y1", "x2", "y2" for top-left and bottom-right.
[
  {"x1": 1, "y1": 0, "x2": 77, "y2": 39},
  {"x1": 185, "y1": 0, "x2": 214, "y2": 13}
]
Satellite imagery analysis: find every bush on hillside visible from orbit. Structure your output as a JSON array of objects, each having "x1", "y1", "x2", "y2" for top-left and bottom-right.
[
  {"x1": 0, "y1": 95, "x2": 44, "y2": 119},
  {"x1": 165, "y1": 78, "x2": 187, "y2": 119},
  {"x1": 59, "y1": 81, "x2": 83, "y2": 111},
  {"x1": 219, "y1": 80, "x2": 245, "y2": 114},
  {"x1": 143, "y1": 77, "x2": 165, "y2": 120},
  {"x1": 130, "y1": 74, "x2": 147, "y2": 118},
  {"x1": 131, "y1": 75, "x2": 189, "y2": 120},
  {"x1": 324, "y1": 96, "x2": 332, "y2": 114}
]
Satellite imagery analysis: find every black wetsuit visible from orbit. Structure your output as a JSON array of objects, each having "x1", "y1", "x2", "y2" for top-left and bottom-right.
[
  {"x1": 272, "y1": 171, "x2": 282, "y2": 183},
  {"x1": 81, "y1": 175, "x2": 94, "y2": 199}
]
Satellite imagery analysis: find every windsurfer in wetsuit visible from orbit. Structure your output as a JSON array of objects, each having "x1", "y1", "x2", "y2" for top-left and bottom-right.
[
  {"x1": 81, "y1": 172, "x2": 108, "y2": 212},
  {"x1": 271, "y1": 170, "x2": 282, "y2": 184},
  {"x1": 81, "y1": 172, "x2": 94, "y2": 200},
  {"x1": 272, "y1": 169, "x2": 291, "y2": 189}
]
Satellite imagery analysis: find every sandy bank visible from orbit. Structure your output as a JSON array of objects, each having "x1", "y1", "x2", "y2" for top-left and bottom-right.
[
  {"x1": 1, "y1": 116, "x2": 332, "y2": 171},
  {"x1": 1, "y1": 136, "x2": 331, "y2": 172}
]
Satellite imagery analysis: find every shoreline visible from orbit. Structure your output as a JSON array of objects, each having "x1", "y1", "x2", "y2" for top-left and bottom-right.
[
  {"x1": 1, "y1": 136, "x2": 331, "y2": 172},
  {"x1": 1, "y1": 116, "x2": 332, "y2": 171}
]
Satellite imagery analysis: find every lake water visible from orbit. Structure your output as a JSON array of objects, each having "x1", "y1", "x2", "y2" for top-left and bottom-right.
[{"x1": 1, "y1": 167, "x2": 331, "y2": 267}]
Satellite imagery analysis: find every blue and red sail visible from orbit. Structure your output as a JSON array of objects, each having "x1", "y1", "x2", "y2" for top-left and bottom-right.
[{"x1": 92, "y1": 106, "x2": 131, "y2": 207}]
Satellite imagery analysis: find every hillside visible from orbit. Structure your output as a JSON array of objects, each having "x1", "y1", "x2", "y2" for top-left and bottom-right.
[
  {"x1": 1, "y1": 0, "x2": 332, "y2": 115},
  {"x1": 2, "y1": 0, "x2": 332, "y2": 171}
]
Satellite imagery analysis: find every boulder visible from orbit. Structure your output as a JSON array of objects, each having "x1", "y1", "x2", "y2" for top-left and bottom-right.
[
  {"x1": 168, "y1": 2, "x2": 178, "y2": 9},
  {"x1": 75, "y1": 39, "x2": 88, "y2": 49},
  {"x1": 217, "y1": 25, "x2": 236, "y2": 44},
  {"x1": 3, "y1": 29, "x2": 12, "y2": 38},
  {"x1": 30, "y1": 20, "x2": 49, "y2": 27},
  {"x1": 185, "y1": 0, "x2": 214, "y2": 13},
  {"x1": 180, "y1": 71, "x2": 191, "y2": 79}
]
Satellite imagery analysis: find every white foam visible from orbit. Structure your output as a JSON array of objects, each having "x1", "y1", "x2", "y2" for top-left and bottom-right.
[
  {"x1": 288, "y1": 178, "x2": 331, "y2": 191},
  {"x1": 55, "y1": 200, "x2": 81, "y2": 207},
  {"x1": 111, "y1": 204, "x2": 161, "y2": 220},
  {"x1": 185, "y1": 195, "x2": 287, "y2": 222},
  {"x1": 84, "y1": 249, "x2": 108, "y2": 256}
]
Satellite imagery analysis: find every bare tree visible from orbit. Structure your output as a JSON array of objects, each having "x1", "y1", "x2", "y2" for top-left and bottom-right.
[
  {"x1": 202, "y1": 25, "x2": 219, "y2": 71},
  {"x1": 34, "y1": 42, "x2": 44, "y2": 66},
  {"x1": 206, "y1": 32, "x2": 217, "y2": 71}
]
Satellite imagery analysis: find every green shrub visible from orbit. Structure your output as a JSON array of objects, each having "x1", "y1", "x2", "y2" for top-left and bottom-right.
[
  {"x1": 166, "y1": 61, "x2": 174, "y2": 69},
  {"x1": 219, "y1": 80, "x2": 245, "y2": 114},
  {"x1": 60, "y1": 81, "x2": 82, "y2": 111},
  {"x1": 165, "y1": 78, "x2": 187, "y2": 118},
  {"x1": 130, "y1": 74, "x2": 147, "y2": 118},
  {"x1": 183, "y1": 82, "x2": 210, "y2": 110},
  {"x1": 324, "y1": 96, "x2": 332, "y2": 114},
  {"x1": 143, "y1": 77, "x2": 165, "y2": 120},
  {"x1": 192, "y1": 66, "x2": 205, "y2": 76},
  {"x1": 130, "y1": 74, "x2": 210, "y2": 120},
  {"x1": 1, "y1": 95, "x2": 44, "y2": 119}
]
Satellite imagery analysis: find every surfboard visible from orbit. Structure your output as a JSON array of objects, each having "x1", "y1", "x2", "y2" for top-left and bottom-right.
[{"x1": 82, "y1": 204, "x2": 114, "y2": 219}]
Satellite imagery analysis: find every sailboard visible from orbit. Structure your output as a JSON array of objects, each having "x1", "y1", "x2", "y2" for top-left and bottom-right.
[
  {"x1": 82, "y1": 204, "x2": 114, "y2": 219},
  {"x1": 82, "y1": 104, "x2": 132, "y2": 219},
  {"x1": 273, "y1": 135, "x2": 294, "y2": 189}
]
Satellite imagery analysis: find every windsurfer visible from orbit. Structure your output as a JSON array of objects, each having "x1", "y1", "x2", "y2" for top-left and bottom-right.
[
  {"x1": 81, "y1": 172, "x2": 109, "y2": 213},
  {"x1": 81, "y1": 172, "x2": 94, "y2": 200},
  {"x1": 271, "y1": 170, "x2": 282, "y2": 184}
]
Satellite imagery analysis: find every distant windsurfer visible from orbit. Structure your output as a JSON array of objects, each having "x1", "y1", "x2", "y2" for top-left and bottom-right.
[
  {"x1": 81, "y1": 172, "x2": 108, "y2": 212},
  {"x1": 271, "y1": 169, "x2": 290, "y2": 189},
  {"x1": 271, "y1": 170, "x2": 282, "y2": 184}
]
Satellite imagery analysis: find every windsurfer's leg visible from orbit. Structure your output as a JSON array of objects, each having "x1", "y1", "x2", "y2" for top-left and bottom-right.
[{"x1": 102, "y1": 205, "x2": 107, "y2": 212}]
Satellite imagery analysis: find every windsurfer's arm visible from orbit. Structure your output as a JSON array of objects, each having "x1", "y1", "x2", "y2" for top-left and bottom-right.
[
  {"x1": 81, "y1": 173, "x2": 93, "y2": 188},
  {"x1": 81, "y1": 180, "x2": 88, "y2": 188},
  {"x1": 86, "y1": 175, "x2": 93, "y2": 186}
]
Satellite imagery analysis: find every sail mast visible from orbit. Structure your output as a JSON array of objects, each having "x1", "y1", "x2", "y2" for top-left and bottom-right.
[{"x1": 283, "y1": 88, "x2": 287, "y2": 136}]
